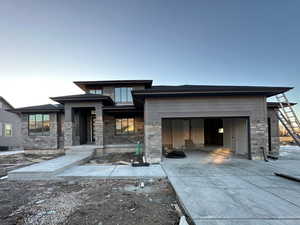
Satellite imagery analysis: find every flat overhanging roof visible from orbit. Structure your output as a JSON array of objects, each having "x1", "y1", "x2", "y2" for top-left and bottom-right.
[
  {"x1": 50, "y1": 94, "x2": 114, "y2": 105},
  {"x1": 74, "y1": 80, "x2": 153, "y2": 91},
  {"x1": 132, "y1": 85, "x2": 293, "y2": 99},
  {"x1": 10, "y1": 104, "x2": 64, "y2": 113}
]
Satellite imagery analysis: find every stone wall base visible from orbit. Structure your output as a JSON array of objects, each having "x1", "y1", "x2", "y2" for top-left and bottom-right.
[
  {"x1": 95, "y1": 144, "x2": 138, "y2": 156},
  {"x1": 270, "y1": 137, "x2": 280, "y2": 157}
]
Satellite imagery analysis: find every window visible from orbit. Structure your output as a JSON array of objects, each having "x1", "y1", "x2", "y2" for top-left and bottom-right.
[
  {"x1": 89, "y1": 89, "x2": 102, "y2": 94},
  {"x1": 4, "y1": 124, "x2": 12, "y2": 136},
  {"x1": 115, "y1": 118, "x2": 135, "y2": 135},
  {"x1": 115, "y1": 87, "x2": 133, "y2": 103},
  {"x1": 0, "y1": 102, "x2": 2, "y2": 109},
  {"x1": 29, "y1": 114, "x2": 50, "y2": 136}
]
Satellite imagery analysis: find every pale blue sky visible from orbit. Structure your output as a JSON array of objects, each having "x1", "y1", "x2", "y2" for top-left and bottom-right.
[{"x1": 0, "y1": 0, "x2": 299, "y2": 115}]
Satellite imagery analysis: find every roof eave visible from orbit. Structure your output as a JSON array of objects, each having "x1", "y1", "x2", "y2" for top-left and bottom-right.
[
  {"x1": 0, "y1": 97, "x2": 14, "y2": 109},
  {"x1": 133, "y1": 91, "x2": 290, "y2": 98},
  {"x1": 13, "y1": 109, "x2": 63, "y2": 113},
  {"x1": 74, "y1": 80, "x2": 153, "y2": 91},
  {"x1": 50, "y1": 96, "x2": 114, "y2": 105}
]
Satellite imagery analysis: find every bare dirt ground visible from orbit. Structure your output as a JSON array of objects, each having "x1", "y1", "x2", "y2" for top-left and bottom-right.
[
  {"x1": 0, "y1": 154, "x2": 63, "y2": 176},
  {"x1": 88, "y1": 152, "x2": 140, "y2": 165},
  {"x1": 0, "y1": 179, "x2": 179, "y2": 225}
]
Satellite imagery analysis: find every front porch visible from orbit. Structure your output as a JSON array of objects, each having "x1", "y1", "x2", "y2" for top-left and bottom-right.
[
  {"x1": 64, "y1": 102, "x2": 104, "y2": 148},
  {"x1": 62, "y1": 101, "x2": 144, "y2": 154}
]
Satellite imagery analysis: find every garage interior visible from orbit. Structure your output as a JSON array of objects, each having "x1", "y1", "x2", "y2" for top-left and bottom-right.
[{"x1": 162, "y1": 117, "x2": 249, "y2": 158}]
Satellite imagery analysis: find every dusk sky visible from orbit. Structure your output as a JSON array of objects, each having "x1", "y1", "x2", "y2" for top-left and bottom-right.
[{"x1": 0, "y1": 0, "x2": 299, "y2": 115}]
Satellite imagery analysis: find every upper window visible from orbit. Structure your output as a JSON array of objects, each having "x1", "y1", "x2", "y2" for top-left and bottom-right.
[
  {"x1": 0, "y1": 102, "x2": 2, "y2": 109},
  {"x1": 89, "y1": 89, "x2": 102, "y2": 94},
  {"x1": 4, "y1": 124, "x2": 12, "y2": 136},
  {"x1": 115, "y1": 87, "x2": 133, "y2": 103},
  {"x1": 29, "y1": 114, "x2": 50, "y2": 136},
  {"x1": 115, "y1": 118, "x2": 135, "y2": 135}
]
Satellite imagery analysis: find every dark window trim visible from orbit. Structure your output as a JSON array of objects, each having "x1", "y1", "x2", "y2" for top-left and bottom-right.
[
  {"x1": 114, "y1": 87, "x2": 133, "y2": 103},
  {"x1": 28, "y1": 113, "x2": 51, "y2": 136},
  {"x1": 4, "y1": 123, "x2": 12, "y2": 137},
  {"x1": 115, "y1": 117, "x2": 135, "y2": 135},
  {"x1": 88, "y1": 89, "x2": 103, "y2": 94}
]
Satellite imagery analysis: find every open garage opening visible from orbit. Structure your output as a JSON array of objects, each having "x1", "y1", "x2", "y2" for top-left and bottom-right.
[{"x1": 162, "y1": 117, "x2": 250, "y2": 159}]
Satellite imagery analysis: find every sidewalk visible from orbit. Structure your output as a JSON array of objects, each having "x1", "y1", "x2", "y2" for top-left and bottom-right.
[
  {"x1": 58, "y1": 164, "x2": 166, "y2": 179},
  {"x1": 0, "y1": 149, "x2": 24, "y2": 156}
]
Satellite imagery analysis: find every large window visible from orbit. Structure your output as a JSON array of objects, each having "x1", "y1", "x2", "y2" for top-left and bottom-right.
[
  {"x1": 115, "y1": 87, "x2": 133, "y2": 103},
  {"x1": 29, "y1": 114, "x2": 50, "y2": 136},
  {"x1": 89, "y1": 89, "x2": 102, "y2": 94},
  {"x1": 4, "y1": 124, "x2": 12, "y2": 136},
  {"x1": 115, "y1": 118, "x2": 135, "y2": 135}
]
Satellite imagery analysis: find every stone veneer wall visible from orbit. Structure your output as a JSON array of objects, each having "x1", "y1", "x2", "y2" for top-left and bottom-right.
[
  {"x1": 249, "y1": 118, "x2": 269, "y2": 159},
  {"x1": 103, "y1": 114, "x2": 144, "y2": 145},
  {"x1": 144, "y1": 121, "x2": 161, "y2": 164},
  {"x1": 94, "y1": 103, "x2": 104, "y2": 147},
  {"x1": 64, "y1": 121, "x2": 73, "y2": 148},
  {"x1": 22, "y1": 113, "x2": 59, "y2": 150},
  {"x1": 267, "y1": 108, "x2": 280, "y2": 157}
]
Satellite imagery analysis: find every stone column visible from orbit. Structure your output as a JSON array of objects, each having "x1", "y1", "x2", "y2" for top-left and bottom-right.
[
  {"x1": 64, "y1": 104, "x2": 73, "y2": 148},
  {"x1": 144, "y1": 120, "x2": 162, "y2": 164},
  {"x1": 268, "y1": 109, "x2": 280, "y2": 157},
  {"x1": 250, "y1": 117, "x2": 269, "y2": 160},
  {"x1": 94, "y1": 103, "x2": 104, "y2": 148}
]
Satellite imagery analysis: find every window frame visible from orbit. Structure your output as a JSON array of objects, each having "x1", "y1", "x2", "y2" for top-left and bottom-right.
[
  {"x1": 115, "y1": 117, "x2": 135, "y2": 135},
  {"x1": 28, "y1": 113, "x2": 51, "y2": 136},
  {"x1": 114, "y1": 87, "x2": 133, "y2": 103},
  {"x1": 89, "y1": 89, "x2": 102, "y2": 94},
  {"x1": 4, "y1": 123, "x2": 12, "y2": 137}
]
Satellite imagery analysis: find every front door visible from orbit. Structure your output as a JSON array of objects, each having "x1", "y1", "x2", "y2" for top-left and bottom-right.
[{"x1": 91, "y1": 114, "x2": 96, "y2": 143}]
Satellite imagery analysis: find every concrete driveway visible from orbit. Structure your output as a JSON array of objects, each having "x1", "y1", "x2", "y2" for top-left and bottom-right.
[{"x1": 162, "y1": 148, "x2": 300, "y2": 225}]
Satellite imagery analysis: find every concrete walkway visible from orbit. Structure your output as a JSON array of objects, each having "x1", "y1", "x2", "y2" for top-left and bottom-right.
[
  {"x1": 162, "y1": 149, "x2": 300, "y2": 225},
  {"x1": 8, "y1": 148, "x2": 95, "y2": 180},
  {"x1": 58, "y1": 164, "x2": 166, "y2": 179},
  {"x1": 7, "y1": 144, "x2": 166, "y2": 180},
  {"x1": 0, "y1": 149, "x2": 24, "y2": 156}
]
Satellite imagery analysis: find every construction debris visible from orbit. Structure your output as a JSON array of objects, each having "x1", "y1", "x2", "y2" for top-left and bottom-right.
[
  {"x1": 0, "y1": 179, "x2": 179, "y2": 225},
  {"x1": 115, "y1": 160, "x2": 131, "y2": 165},
  {"x1": 172, "y1": 203, "x2": 184, "y2": 217}
]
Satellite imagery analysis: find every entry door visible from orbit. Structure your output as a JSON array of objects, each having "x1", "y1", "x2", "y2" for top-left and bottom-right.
[{"x1": 91, "y1": 115, "x2": 96, "y2": 143}]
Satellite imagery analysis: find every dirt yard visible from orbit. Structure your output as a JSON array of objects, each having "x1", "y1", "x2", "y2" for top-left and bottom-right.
[
  {"x1": 88, "y1": 152, "x2": 140, "y2": 165},
  {"x1": 0, "y1": 153, "x2": 62, "y2": 177},
  {"x1": 0, "y1": 179, "x2": 179, "y2": 225}
]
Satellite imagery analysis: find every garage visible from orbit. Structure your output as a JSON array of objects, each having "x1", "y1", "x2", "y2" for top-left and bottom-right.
[{"x1": 162, "y1": 117, "x2": 249, "y2": 158}]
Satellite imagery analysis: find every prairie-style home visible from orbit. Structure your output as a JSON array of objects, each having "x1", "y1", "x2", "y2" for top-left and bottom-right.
[{"x1": 12, "y1": 80, "x2": 291, "y2": 163}]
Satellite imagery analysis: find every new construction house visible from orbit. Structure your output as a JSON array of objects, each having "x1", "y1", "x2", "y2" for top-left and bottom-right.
[
  {"x1": 11, "y1": 80, "x2": 292, "y2": 163},
  {"x1": 0, "y1": 96, "x2": 21, "y2": 150}
]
